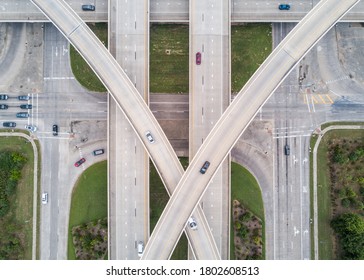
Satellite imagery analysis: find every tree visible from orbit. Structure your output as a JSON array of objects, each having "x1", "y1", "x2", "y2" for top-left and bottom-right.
[{"x1": 331, "y1": 213, "x2": 364, "y2": 260}]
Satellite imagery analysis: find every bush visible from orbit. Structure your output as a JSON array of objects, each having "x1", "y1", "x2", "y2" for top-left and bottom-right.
[{"x1": 341, "y1": 198, "x2": 351, "y2": 208}]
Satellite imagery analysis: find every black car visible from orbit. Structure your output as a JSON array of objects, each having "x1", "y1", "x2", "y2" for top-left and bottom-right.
[
  {"x1": 16, "y1": 112, "x2": 29, "y2": 118},
  {"x1": 18, "y1": 95, "x2": 30, "y2": 101},
  {"x1": 200, "y1": 161, "x2": 210, "y2": 174},
  {"x1": 20, "y1": 104, "x2": 32, "y2": 109},
  {"x1": 93, "y1": 149, "x2": 105, "y2": 156},
  {"x1": 53, "y1": 124, "x2": 58, "y2": 136},
  {"x1": 0, "y1": 94, "x2": 8, "y2": 100},
  {"x1": 3, "y1": 122, "x2": 16, "y2": 128},
  {"x1": 0, "y1": 104, "x2": 8, "y2": 109},
  {"x1": 82, "y1": 4, "x2": 95, "y2": 11},
  {"x1": 284, "y1": 144, "x2": 290, "y2": 156}
]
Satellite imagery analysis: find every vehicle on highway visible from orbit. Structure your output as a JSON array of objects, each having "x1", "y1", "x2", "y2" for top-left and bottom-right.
[
  {"x1": 145, "y1": 131, "x2": 155, "y2": 143},
  {"x1": 199, "y1": 161, "x2": 210, "y2": 174},
  {"x1": 0, "y1": 94, "x2": 8, "y2": 100},
  {"x1": 188, "y1": 217, "x2": 197, "y2": 230},
  {"x1": 53, "y1": 124, "x2": 58, "y2": 136},
  {"x1": 16, "y1": 112, "x2": 29, "y2": 118},
  {"x1": 284, "y1": 144, "x2": 290, "y2": 156},
  {"x1": 74, "y1": 158, "x2": 86, "y2": 167},
  {"x1": 196, "y1": 52, "x2": 201, "y2": 65},
  {"x1": 278, "y1": 4, "x2": 290, "y2": 10},
  {"x1": 3, "y1": 122, "x2": 16, "y2": 128},
  {"x1": 137, "y1": 241, "x2": 144, "y2": 257},
  {"x1": 93, "y1": 149, "x2": 104, "y2": 156},
  {"x1": 82, "y1": 4, "x2": 95, "y2": 11},
  {"x1": 42, "y1": 192, "x2": 48, "y2": 204},
  {"x1": 18, "y1": 95, "x2": 30, "y2": 101},
  {"x1": 0, "y1": 104, "x2": 8, "y2": 109},
  {"x1": 25, "y1": 125, "x2": 37, "y2": 132},
  {"x1": 20, "y1": 104, "x2": 32, "y2": 109}
]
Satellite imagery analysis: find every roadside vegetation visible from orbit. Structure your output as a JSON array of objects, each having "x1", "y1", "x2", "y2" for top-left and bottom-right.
[
  {"x1": 149, "y1": 23, "x2": 272, "y2": 94},
  {"x1": 0, "y1": 137, "x2": 34, "y2": 259},
  {"x1": 70, "y1": 23, "x2": 107, "y2": 92},
  {"x1": 231, "y1": 23, "x2": 272, "y2": 93},
  {"x1": 315, "y1": 128, "x2": 364, "y2": 259},
  {"x1": 150, "y1": 24, "x2": 189, "y2": 93},
  {"x1": 68, "y1": 161, "x2": 107, "y2": 260},
  {"x1": 230, "y1": 162, "x2": 265, "y2": 260}
]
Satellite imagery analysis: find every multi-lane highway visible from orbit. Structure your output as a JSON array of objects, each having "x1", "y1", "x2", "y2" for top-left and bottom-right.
[
  {"x1": 108, "y1": 0, "x2": 150, "y2": 260},
  {"x1": 189, "y1": 0, "x2": 230, "y2": 259},
  {"x1": 4, "y1": 0, "x2": 364, "y2": 22},
  {"x1": 141, "y1": 0, "x2": 360, "y2": 259}
]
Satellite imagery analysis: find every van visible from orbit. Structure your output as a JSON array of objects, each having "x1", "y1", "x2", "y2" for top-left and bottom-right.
[
  {"x1": 137, "y1": 241, "x2": 144, "y2": 257},
  {"x1": 93, "y1": 149, "x2": 104, "y2": 156}
]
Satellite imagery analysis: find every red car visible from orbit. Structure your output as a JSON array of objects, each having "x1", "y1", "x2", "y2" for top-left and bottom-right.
[
  {"x1": 196, "y1": 52, "x2": 201, "y2": 65},
  {"x1": 74, "y1": 158, "x2": 86, "y2": 167}
]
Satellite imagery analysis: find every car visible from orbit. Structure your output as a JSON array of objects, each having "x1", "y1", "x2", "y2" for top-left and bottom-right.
[
  {"x1": 145, "y1": 131, "x2": 155, "y2": 143},
  {"x1": 16, "y1": 112, "x2": 29, "y2": 118},
  {"x1": 196, "y1": 52, "x2": 201, "y2": 65},
  {"x1": 25, "y1": 125, "x2": 37, "y2": 132},
  {"x1": 53, "y1": 124, "x2": 58, "y2": 136},
  {"x1": 284, "y1": 144, "x2": 290, "y2": 156},
  {"x1": 3, "y1": 122, "x2": 16, "y2": 128},
  {"x1": 93, "y1": 149, "x2": 104, "y2": 156},
  {"x1": 20, "y1": 104, "x2": 32, "y2": 109},
  {"x1": 18, "y1": 95, "x2": 30, "y2": 101},
  {"x1": 199, "y1": 161, "x2": 210, "y2": 174},
  {"x1": 187, "y1": 217, "x2": 197, "y2": 230},
  {"x1": 137, "y1": 241, "x2": 144, "y2": 257},
  {"x1": 42, "y1": 192, "x2": 48, "y2": 204},
  {"x1": 278, "y1": 4, "x2": 290, "y2": 10},
  {"x1": 0, "y1": 94, "x2": 8, "y2": 100},
  {"x1": 0, "y1": 104, "x2": 8, "y2": 109},
  {"x1": 82, "y1": 4, "x2": 95, "y2": 11},
  {"x1": 74, "y1": 158, "x2": 86, "y2": 167}
]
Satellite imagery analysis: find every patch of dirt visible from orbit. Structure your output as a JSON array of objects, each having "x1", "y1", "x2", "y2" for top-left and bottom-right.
[{"x1": 232, "y1": 200, "x2": 263, "y2": 260}]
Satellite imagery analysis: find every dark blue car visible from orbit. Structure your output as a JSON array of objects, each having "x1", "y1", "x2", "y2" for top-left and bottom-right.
[{"x1": 279, "y1": 4, "x2": 290, "y2": 10}]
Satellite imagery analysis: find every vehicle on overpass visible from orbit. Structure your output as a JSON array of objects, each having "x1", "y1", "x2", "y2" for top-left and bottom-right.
[
  {"x1": 199, "y1": 161, "x2": 210, "y2": 174},
  {"x1": 279, "y1": 4, "x2": 291, "y2": 10},
  {"x1": 82, "y1": 4, "x2": 95, "y2": 11},
  {"x1": 188, "y1": 217, "x2": 197, "y2": 230}
]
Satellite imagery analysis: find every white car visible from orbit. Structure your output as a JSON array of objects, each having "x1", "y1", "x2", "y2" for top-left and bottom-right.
[
  {"x1": 42, "y1": 192, "x2": 48, "y2": 204},
  {"x1": 137, "y1": 241, "x2": 144, "y2": 257},
  {"x1": 145, "y1": 131, "x2": 155, "y2": 143},
  {"x1": 25, "y1": 124, "x2": 37, "y2": 132},
  {"x1": 188, "y1": 217, "x2": 197, "y2": 230}
]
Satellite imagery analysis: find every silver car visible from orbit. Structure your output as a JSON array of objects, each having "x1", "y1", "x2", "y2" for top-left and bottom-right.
[
  {"x1": 145, "y1": 131, "x2": 155, "y2": 143},
  {"x1": 25, "y1": 125, "x2": 37, "y2": 132}
]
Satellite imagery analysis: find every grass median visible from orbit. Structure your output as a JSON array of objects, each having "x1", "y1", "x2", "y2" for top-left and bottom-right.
[
  {"x1": 68, "y1": 161, "x2": 107, "y2": 260},
  {"x1": 70, "y1": 23, "x2": 107, "y2": 92}
]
